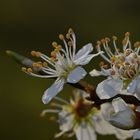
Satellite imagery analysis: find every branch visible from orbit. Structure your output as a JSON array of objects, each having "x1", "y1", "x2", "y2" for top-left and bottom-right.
[{"x1": 70, "y1": 79, "x2": 140, "y2": 107}]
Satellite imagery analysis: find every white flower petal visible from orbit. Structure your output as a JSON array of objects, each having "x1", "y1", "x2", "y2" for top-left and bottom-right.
[
  {"x1": 74, "y1": 54, "x2": 94, "y2": 65},
  {"x1": 89, "y1": 69, "x2": 103, "y2": 77},
  {"x1": 96, "y1": 79, "x2": 123, "y2": 99},
  {"x1": 101, "y1": 103, "x2": 133, "y2": 139},
  {"x1": 114, "y1": 129, "x2": 133, "y2": 140},
  {"x1": 120, "y1": 89, "x2": 133, "y2": 95},
  {"x1": 101, "y1": 103, "x2": 114, "y2": 120},
  {"x1": 112, "y1": 97, "x2": 128, "y2": 113},
  {"x1": 135, "y1": 76, "x2": 140, "y2": 99},
  {"x1": 133, "y1": 130, "x2": 140, "y2": 140},
  {"x1": 67, "y1": 66, "x2": 87, "y2": 83},
  {"x1": 127, "y1": 77, "x2": 137, "y2": 94},
  {"x1": 109, "y1": 111, "x2": 135, "y2": 130},
  {"x1": 108, "y1": 98, "x2": 136, "y2": 129},
  {"x1": 93, "y1": 112, "x2": 116, "y2": 135},
  {"x1": 42, "y1": 79, "x2": 65, "y2": 104},
  {"x1": 74, "y1": 52, "x2": 103, "y2": 65},
  {"x1": 90, "y1": 68, "x2": 111, "y2": 77},
  {"x1": 101, "y1": 98, "x2": 136, "y2": 130},
  {"x1": 58, "y1": 109, "x2": 74, "y2": 132},
  {"x1": 74, "y1": 43, "x2": 93, "y2": 61},
  {"x1": 74, "y1": 122, "x2": 96, "y2": 140}
]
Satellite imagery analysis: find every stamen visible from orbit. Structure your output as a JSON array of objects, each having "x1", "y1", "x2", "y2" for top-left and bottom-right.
[
  {"x1": 112, "y1": 36, "x2": 120, "y2": 54},
  {"x1": 101, "y1": 38, "x2": 106, "y2": 44},
  {"x1": 96, "y1": 41, "x2": 101, "y2": 50},
  {"x1": 50, "y1": 102, "x2": 63, "y2": 108},
  {"x1": 68, "y1": 41, "x2": 72, "y2": 47},
  {"x1": 54, "y1": 96, "x2": 70, "y2": 105},
  {"x1": 40, "y1": 109, "x2": 60, "y2": 117}
]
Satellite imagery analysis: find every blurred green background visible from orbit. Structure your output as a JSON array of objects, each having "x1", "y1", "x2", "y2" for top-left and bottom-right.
[{"x1": 1, "y1": 0, "x2": 140, "y2": 139}]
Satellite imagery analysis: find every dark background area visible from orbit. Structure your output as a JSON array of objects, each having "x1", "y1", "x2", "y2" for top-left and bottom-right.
[{"x1": 1, "y1": 0, "x2": 140, "y2": 139}]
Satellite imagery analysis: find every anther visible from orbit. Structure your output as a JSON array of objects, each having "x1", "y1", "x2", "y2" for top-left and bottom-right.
[
  {"x1": 31, "y1": 51, "x2": 41, "y2": 57},
  {"x1": 101, "y1": 39, "x2": 106, "y2": 44},
  {"x1": 111, "y1": 56, "x2": 116, "y2": 62},
  {"x1": 43, "y1": 62, "x2": 48, "y2": 67},
  {"x1": 52, "y1": 42, "x2": 58, "y2": 47},
  {"x1": 56, "y1": 45, "x2": 62, "y2": 51},
  {"x1": 66, "y1": 33, "x2": 70, "y2": 39},
  {"x1": 27, "y1": 68, "x2": 32, "y2": 73},
  {"x1": 112, "y1": 36, "x2": 117, "y2": 40},
  {"x1": 21, "y1": 67, "x2": 27, "y2": 72},
  {"x1": 68, "y1": 28, "x2": 73, "y2": 34},
  {"x1": 105, "y1": 37, "x2": 110, "y2": 42},
  {"x1": 59, "y1": 34, "x2": 64, "y2": 40},
  {"x1": 32, "y1": 62, "x2": 43, "y2": 68},
  {"x1": 51, "y1": 51, "x2": 57, "y2": 58},
  {"x1": 125, "y1": 32, "x2": 130, "y2": 37},
  {"x1": 99, "y1": 61, "x2": 105, "y2": 67},
  {"x1": 134, "y1": 41, "x2": 140, "y2": 48},
  {"x1": 36, "y1": 52, "x2": 41, "y2": 57},
  {"x1": 96, "y1": 40, "x2": 101, "y2": 46},
  {"x1": 32, "y1": 62, "x2": 37, "y2": 67},
  {"x1": 31, "y1": 51, "x2": 37, "y2": 56},
  {"x1": 50, "y1": 57, "x2": 56, "y2": 62}
]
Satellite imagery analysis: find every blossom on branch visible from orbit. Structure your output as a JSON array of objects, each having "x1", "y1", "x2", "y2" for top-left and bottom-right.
[
  {"x1": 41, "y1": 90, "x2": 133, "y2": 140},
  {"x1": 21, "y1": 28, "x2": 102, "y2": 104},
  {"x1": 90, "y1": 32, "x2": 140, "y2": 100}
]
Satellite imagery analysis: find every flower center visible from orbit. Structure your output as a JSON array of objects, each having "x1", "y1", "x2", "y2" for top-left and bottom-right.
[
  {"x1": 111, "y1": 52, "x2": 139, "y2": 80},
  {"x1": 73, "y1": 99, "x2": 92, "y2": 118}
]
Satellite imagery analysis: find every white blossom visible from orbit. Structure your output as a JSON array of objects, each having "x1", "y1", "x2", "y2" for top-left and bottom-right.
[
  {"x1": 101, "y1": 97, "x2": 136, "y2": 130},
  {"x1": 90, "y1": 33, "x2": 140, "y2": 100},
  {"x1": 41, "y1": 90, "x2": 133, "y2": 140},
  {"x1": 22, "y1": 28, "x2": 102, "y2": 104}
]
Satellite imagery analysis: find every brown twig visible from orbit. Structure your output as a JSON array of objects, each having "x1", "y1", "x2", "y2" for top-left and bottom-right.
[{"x1": 69, "y1": 79, "x2": 140, "y2": 107}]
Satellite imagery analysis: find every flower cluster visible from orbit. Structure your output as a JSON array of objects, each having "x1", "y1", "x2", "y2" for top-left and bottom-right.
[{"x1": 7, "y1": 29, "x2": 140, "y2": 140}]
